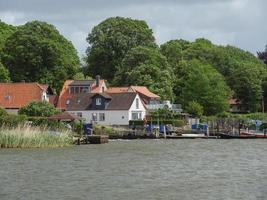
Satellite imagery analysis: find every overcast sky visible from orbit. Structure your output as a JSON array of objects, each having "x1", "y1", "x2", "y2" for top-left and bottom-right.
[{"x1": 0, "y1": 0, "x2": 266, "y2": 56}]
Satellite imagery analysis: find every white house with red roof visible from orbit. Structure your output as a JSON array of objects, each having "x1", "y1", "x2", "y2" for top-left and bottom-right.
[{"x1": 0, "y1": 82, "x2": 53, "y2": 114}]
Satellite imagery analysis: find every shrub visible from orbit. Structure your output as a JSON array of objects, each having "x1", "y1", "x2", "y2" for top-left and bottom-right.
[
  {"x1": 18, "y1": 101, "x2": 60, "y2": 117},
  {"x1": 186, "y1": 101, "x2": 204, "y2": 117},
  {"x1": 0, "y1": 107, "x2": 7, "y2": 116}
]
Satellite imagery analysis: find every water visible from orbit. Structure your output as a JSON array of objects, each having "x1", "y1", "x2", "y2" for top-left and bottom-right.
[{"x1": 0, "y1": 140, "x2": 267, "y2": 200}]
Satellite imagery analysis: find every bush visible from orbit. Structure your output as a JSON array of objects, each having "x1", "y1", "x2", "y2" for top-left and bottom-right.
[
  {"x1": 18, "y1": 101, "x2": 60, "y2": 117},
  {"x1": 186, "y1": 101, "x2": 204, "y2": 117},
  {"x1": 0, "y1": 107, "x2": 7, "y2": 116},
  {"x1": 0, "y1": 114, "x2": 27, "y2": 127}
]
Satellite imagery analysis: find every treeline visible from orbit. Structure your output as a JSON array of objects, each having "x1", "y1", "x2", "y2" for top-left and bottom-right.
[{"x1": 1, "y1": 17, "x2": 267, "y2": 115}]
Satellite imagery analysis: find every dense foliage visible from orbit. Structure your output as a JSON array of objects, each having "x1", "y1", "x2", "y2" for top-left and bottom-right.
[
  {"x1": 2, "y1": 21, "x2": 80, "y2": 92},
  {"x1": 85, "y1": 17, "x2": 157, "y2": 82},
  {"x1": 0, "y1": 62, "x2": 10, "y2": 82},
  {"x1": 18, "y1": 101, "x2": 60, "y2": 117},
  {"x1": 160, "y1": 38, "x2": 266, "y2": 113},
  {"x1": 258, "y1": 45, "x2": 267, "y2": 65},
  {"x1": 114, "y1": 46, "x2": 174, "y2": 100},
  {"x1": 185, "y1": 101, "x2": 204, "y2": 117}
]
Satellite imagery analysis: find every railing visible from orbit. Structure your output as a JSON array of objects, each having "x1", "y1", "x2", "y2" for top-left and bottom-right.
[{"x1": 147, "y1": 103, "x2": 182, "y2": 112}]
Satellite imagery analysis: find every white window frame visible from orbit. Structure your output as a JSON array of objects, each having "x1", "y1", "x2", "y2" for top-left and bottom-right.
[{"x1": 96, "y1": 98, "x2": 102, "y2": 105}]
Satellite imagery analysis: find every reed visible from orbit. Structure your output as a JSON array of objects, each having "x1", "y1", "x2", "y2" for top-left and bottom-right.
[{"x1": 0, "y1": 125, "x2": 73, "y2": 148}]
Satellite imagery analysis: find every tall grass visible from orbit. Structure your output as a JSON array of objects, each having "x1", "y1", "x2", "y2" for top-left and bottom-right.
[{"x1": 0, "y1": 125, "x2": 73, "y2": 148}]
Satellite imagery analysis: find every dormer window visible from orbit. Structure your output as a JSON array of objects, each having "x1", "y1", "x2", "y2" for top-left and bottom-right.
[{"x1": 96, "y1": 98, "x2": 101, "y2": 105}]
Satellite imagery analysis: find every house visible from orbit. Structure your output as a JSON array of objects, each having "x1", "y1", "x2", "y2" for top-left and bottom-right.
[
  {"x1": 229, "y1": 98, "x2": 247, "y2": 113},
  {"x1": 0, "y1": 82, "x2": 53, "y2": 114},
  {"x1": 57, "y1": 75, "x2": 107, "y2": 110},
  {"x1": 107, "y1": 86, "x2": 161, "y2": 106},
  {"x1": 107, "y1": 86, "x2": 182, "y2": 112},
  {"x1": 65, "y1": 92, "x2": 146, "y2": 125}
]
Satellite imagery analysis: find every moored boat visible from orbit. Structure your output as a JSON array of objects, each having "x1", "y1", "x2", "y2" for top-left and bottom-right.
[
  {"x1": 219, "y1": 132, "x2": 257, "y2": 139},
  {"x1": 241, "y1": 131, "x2": 267, "y2": 138}
]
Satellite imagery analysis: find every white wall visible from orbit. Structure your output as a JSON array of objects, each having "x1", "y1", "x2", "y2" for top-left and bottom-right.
[
  {"x1": 128, "y1": 94, "x2": 146, "y2": 120},
  {"x1": 70, "y1": 110, "x2": 130, "y2": 125}
]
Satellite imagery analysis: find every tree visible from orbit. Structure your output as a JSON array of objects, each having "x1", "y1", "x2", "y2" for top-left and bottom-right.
[
  {"x1": 0, "y1": 20, "x2": 16, "y2": 52},
  {"x1": 160, "y1": 38, "x2": 266, "y2": 112},
  {"x1": 185, "y1": 101, "x2": 204, "y2": 117},
  {"x1": 85, "y1": 17, "x2": 157, "y2": 82},
  {"x1": 0, "y1": 62, "x2": 10, "y2": 82},
  {"x1": 258, "y1": 45, "x2": 267, "y2": 65},
  {"x1": 18, "y1": 101, "x2": 60, "y2": 117},
  {"x1": 2, "y1": 21, "x2": 80, "y2": 92},
  {"x1": 179, "y1": 60, "x2": 231, "y2": 116},
  {"x1": 114, "y1": 46, "x2": 174, "y2": 100}
]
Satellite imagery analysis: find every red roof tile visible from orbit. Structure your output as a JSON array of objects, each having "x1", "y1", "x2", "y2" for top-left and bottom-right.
[
  {"x1": 0, "y1": 82, "x2": 47, "y2": 109},
  {"x1": 130, "y1": 86, "x2": 160, "y2": 98}
]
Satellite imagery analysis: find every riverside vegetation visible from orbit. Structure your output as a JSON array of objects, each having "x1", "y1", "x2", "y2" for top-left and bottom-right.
[{"x1": 0, "y1": 125, "x2": 73, "y2": 148}]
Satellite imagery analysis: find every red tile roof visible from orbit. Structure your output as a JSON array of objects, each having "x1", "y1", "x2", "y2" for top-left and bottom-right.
[
  {"x1": 0, "y1": 82, "x2": 48, "y2": 109},
  {"x1": 106, "y1": 87, "x2": 129, "y2": 93},
  {"x1": 130, "y1": 86, "x2": 160, "y2": 98}
]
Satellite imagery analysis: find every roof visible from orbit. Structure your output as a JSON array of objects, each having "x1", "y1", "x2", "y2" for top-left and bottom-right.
[
  {"x1": 66, "y1": 92, "x2": 137, "y2": 111},
  {"x1": 229, "y1": 98, "x2": 241, "y2": 105},
  {"x1": 57, "y1": 79, "x2": 107, "y2": 110},
  {"x1": 130, "y1": 86, "x2": 160, "y2": 98},
  {"x1": 0, "y1": 82, "x2": 49, "y2": 109},
  {"x1": 48, "y1": 111, "x2": 82, "y2": 120},
  {"x1": 92, "y1": 93, "x2": 112, "y2": 99},
  {"x1": 106, "y1": 87, "x2": 129, "y2": 93},
  {"x1": 69, "y1": 80, "x2": 95, "y2": 86}
]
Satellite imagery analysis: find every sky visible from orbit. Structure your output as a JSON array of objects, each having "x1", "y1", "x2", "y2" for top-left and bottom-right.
[{"x1": 0, "y1": 0, "x2": 266, "y2": 56}]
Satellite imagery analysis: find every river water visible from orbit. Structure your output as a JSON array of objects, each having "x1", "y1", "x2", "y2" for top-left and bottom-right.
[{"x1": 0, "y1": 139, "x2": 267, "y2": 200}]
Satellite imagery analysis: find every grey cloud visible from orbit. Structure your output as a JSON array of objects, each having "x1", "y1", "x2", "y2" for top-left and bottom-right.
[{"x1": 0, "y1": 0, "x2": 266, "y2": 56}]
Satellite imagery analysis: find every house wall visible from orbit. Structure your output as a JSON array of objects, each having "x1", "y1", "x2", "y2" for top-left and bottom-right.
[
  {"x1": 5, "y1": 109, "x2": 19, "y2": 114},
  {"x1": 128, "y1": 94, "x2": 146, "y2": 120},
  {"x1": 70, "y1": 110, "x2": 130, "y2": 125}
]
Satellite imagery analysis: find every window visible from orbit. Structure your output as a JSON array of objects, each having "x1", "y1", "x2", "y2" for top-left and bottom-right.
[
  {"x1": 132, "y1": 112, "x2": 142, "y2": 120},
  {"x1": 136, "y1": 98, "x2": 139, "y2": 109},
  {"x1": 66, "y1": 99, "x2": 70, "y2": 105},
  {"x1": 76, "y1": 99, "x2": 81, "y2": 104},
  {"x1": 70, "y1": 87, "x2": 75, "y2": 94},
  {"x1": 81, "y1": 86, "x2": 90, "y2": 93},
  {"x1": 96, "y1": 98, "x2": 101, "y2": 105},
  {"x1": 92, "y1": 113, "x2": 97, "y2": 121},
  {"x1": 102, "y1": 86, "x2": 105, "y2": 93},
  {"x1": 75, "y1": 87, "x2": 79, "y2": 94},
  {"x1": 99, "y1": 113, "x2": 105, "y2": 121},
  {"x1": 76, "y1": 112, "x2": 82, "y2": 118}
]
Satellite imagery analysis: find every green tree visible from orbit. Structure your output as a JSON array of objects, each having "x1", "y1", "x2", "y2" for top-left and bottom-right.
[
  {"x1": 185, "y1": 101, "x2": 204, "y2": 117},
  {"x1": 85, "y1": 17, "x2": 157, "y2": 82},
  {"x1": 180, "y1": 60, "x2": 231, "y2": 116},
  {"x1": 0, "y1": 62, "x2": 10, "y2": 82},
  {"x1": 114, "y1": 46, "x2": 174, "y2": 100},
  {"x1": 2, "y1": 21, "x2": 80, "y2": 92},
  {"x1": 161, "y1": 38, "x2": 266, "y2": 112},
  {"x1": 18, "y1": 101, "x2": 60, "y2": 117},
  {"x1": 0, "y1": 20, "x2": 16, "y2": 52},
  {"x1": 258, "y1": 45, "x2": 267, "y2": 65}
]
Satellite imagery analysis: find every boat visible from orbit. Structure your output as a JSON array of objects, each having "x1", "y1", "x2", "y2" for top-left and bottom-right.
[
  {"x1": 219, "y1": 132, "x2": 257, "y2": 139},
  {"x1": 241, "y1": 130, "x2": 267, "y2": 138}
]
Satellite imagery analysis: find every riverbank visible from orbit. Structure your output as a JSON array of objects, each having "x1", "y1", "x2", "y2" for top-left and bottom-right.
[{"x1": 0, "y1": 125, "x2": 73, "y2": 148}]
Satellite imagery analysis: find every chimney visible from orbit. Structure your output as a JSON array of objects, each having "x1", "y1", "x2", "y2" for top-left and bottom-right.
[{"x1": 96, "y1": 75, "x2": 100, "y2": 87}]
